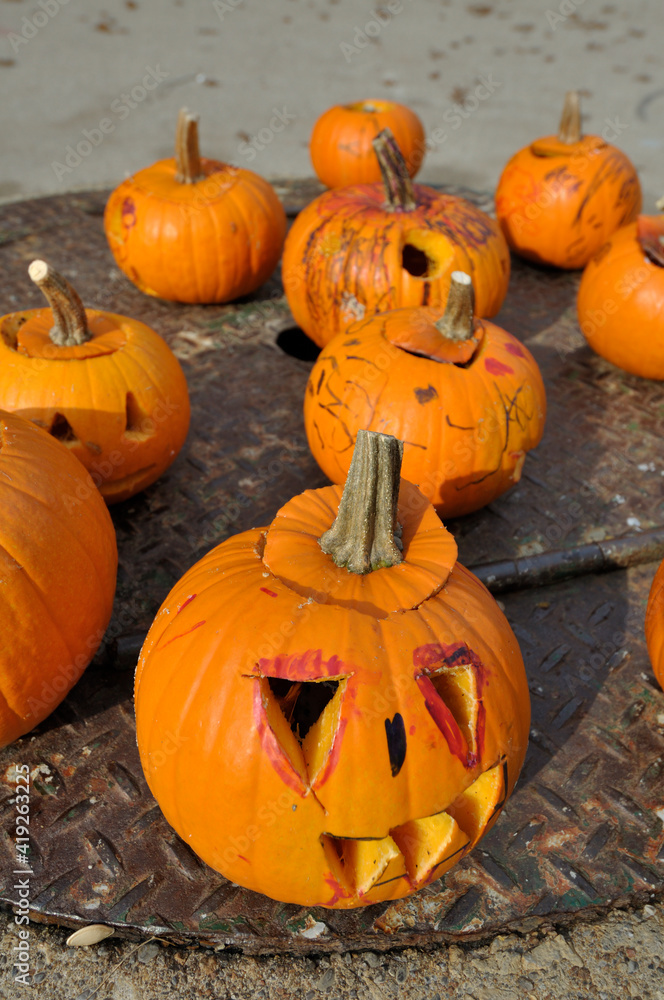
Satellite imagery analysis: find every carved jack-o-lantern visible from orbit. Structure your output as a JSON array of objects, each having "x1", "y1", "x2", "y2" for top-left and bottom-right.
[{"x1": 135, "y1": 432, "x2": 530, "y2": 907}]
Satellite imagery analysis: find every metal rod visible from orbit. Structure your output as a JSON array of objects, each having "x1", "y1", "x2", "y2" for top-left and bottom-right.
[
  {"x1": 469, "y1": 527, "x2": 664, "y2": 594},
  {"x1": 105, "y1": 529, "x2": 664, "y2": 666}
]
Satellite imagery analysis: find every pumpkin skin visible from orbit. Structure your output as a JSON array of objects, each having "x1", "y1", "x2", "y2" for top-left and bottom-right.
[
  {"x1": 135, "y1": 434, "x2": 529, "y2": 908},
  {"x1": 304, "y1": 279, "x2": 546, "y2": 518},
  {"x1": 0, "y1": 411, "x2": 117, "y2": 748},
  {"x1": 0, "y1": 263, "x2": 191, "y2": 504},
  {"x1": 495, "y1": 92, "x2": 641, "y2": 270},
  {"x1": 283, "y1": 130, "x2": 510, "y2": 348},
  {"x1": 104, "y1": 110, "x2": 286, "y2": 304},
  {"x1": 577, "y1": 216, "x2": 664, "y2": 380},
  {"x1": 646, "y1": 559, "x2": 664, "y2": 688},
  {"x1": 310, "y1": 100, "x2": 425, "y2": 188}
]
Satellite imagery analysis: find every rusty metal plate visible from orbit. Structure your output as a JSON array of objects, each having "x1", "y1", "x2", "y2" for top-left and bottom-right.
[{"x1": 0, "y1": 184, "x2": 663, "y2": 954}]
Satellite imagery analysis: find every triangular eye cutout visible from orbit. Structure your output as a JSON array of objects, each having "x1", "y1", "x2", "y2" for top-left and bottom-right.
[
  {"x1": 49, "y1": 412, "x2": 79, "y2": 446},
  {"x1": 257, "y1": 675, "x2": 347, "y2": 788},
  {"x1": 125, "y1": 392, "x2": 153, "y2": 440},
  {"x1": 427, "y1": 664, "x2": 479, "y2": 754}
]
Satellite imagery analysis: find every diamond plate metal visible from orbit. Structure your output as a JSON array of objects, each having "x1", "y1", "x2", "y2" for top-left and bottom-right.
[{"x1": 0, "y1": 184, "x2": 662, "y2": 954}]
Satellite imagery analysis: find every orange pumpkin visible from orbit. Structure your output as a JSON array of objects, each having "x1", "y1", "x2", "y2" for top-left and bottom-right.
[
  {"x1": 135, "y1": 430, "x2": 530, "y2": 908},
  {"x1": 577, "y1": 215, "x2": 664, "y2": 380},
  {"x1": 495, "y1": 91, "x2": 641, "y2": 269},
  {"x1": 283, "y1": 129, "x2": 510, "y2": 348},
  {"x1": 0, "y1": 260, "x2": 191, "y2": 504},
  {"x1": 646, "y1": 559, "x2": 664, "y2": 688},
  {"x1": 304, "y1": 272, "x2": 546, "y2": 518},
  {"x1": 310, "y1": 100, "x2": 425, "y2": 188},
  {"x1": 0, "y1": 411, "x2": 117, "y2": 748},
  {"x1": 104, "y1": 109, "x2": 287, "y2": 303}
]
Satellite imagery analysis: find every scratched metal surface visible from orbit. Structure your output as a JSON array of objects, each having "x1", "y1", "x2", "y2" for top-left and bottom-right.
[{"x1": 0, "y1": 184, "x2": 663, "y2": 954}]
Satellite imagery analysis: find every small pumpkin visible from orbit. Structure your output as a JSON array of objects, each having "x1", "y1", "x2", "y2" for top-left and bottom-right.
[
  {"x1": 577, "y1": 215, "x2": 664, "y2": 380},
  {"x1": 310, "y1": 99, "x2": 425, "y2": 188},
  {"x1": 0, "y1": 260, "x2": 191, "y2": 503},
  {"x1": 283, "y1": 129, "x2": 510, "y2": 348},
  {"x1": 646, "y1": 559, "x2": 664, "y2": 688},
  {"x1": 495, "y1": 91, "x2": 641, "y2": 269},
  {"x1": 104, "y1": 109, "x2": 287, "y2": 303},
  {"x1": 304, "y1": 272, "x2": 546, "y2": 518},
  {"x1": 135, "y1": 429, "x2": 530, "y2": 908},
  {"x1": 0, "y1": 410, "x2": 117, "y2": 748}
]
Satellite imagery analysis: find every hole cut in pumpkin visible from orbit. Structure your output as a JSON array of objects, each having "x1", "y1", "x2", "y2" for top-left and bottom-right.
[
  {"x1": 391, "y1": 810, "x2": 469, "y2": 885},
  {"x1": 402, "y1": 244, "x2": 431, "y2": 277},
  {"x1": 49, "y1": 412, "x2": 79, "y2": 446},
  {"x1": 427, "y1": 664, "x2": 479, "y2": 755},
  {"x1": 260, "y1": 675, "x2": 347, "y2": 788},
  {"x1": 124, "y1": 392, "x2": 153, "y2": 441}
]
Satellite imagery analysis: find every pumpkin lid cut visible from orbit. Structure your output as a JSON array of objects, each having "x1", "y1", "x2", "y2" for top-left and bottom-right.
[
  {"x1": 530, "y1": 90, "x2": 607, "y2": 158},
  {"x1": 3, "y1": 260, "x2": 127, "y2": 360},
  {"x1": 263, "y1": 429, "x2": 458, "y2": 617}
]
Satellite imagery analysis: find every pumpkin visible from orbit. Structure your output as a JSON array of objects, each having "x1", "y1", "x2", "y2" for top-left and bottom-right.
[
  {"x1": 0, "y1": 410, "x2": 117, "y2": 748},
  {"x1": 304, "y1": 272, "x2": 546, "y2": 518},
  {"x1": 283, "y1": 129, "x2": 510, "y2": 348},
  {"x1": 495, "y1": 91, "x2": 641, "y2": 269},
  {"x1": 0, "y1": 260, "x2": 191, "y2": 504},
  {"x1": 104, "y1": 108, "x2": 287, "y2": 303},
  {"x1": 310, "y1": 99, "x2": 425, "y2": 188},
  {"x1": 135, "y1": 429, "x2": 530, "y2": 908},
  {"x1": 646, "y1": 559, "x2": 664, "y2": 688},
  {"x1": 577, "y1": 215, "x2": 664, "y2": 380}
]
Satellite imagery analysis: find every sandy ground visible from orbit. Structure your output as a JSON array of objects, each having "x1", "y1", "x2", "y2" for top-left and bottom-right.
[
  {"x1": 0, "y1": 0, "x2": 663, "y2": 205},
  {"x1": 1, "y1": 0, "x2": 664, "y2": 996},
  {"x1": 2, "y1": 904, "x2": 664, "y2": 999}
]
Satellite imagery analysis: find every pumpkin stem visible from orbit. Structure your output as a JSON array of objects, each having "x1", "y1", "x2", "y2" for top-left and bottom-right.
[
  {"x1": 319, "y1": 430, "x2": 404, "y2": 574},
  {"x1": 372, "y1": 129, "x2": 416, "y2": 212},
  {"x1": 557, "y1": 91, "x2": 581, "y2": 144},
  {"x1": 637, "y1": 215, "x2": 664, "y2": 267},
  {"x1": 435, "y1": 271, "x2": 476, "y2": 342},
  {"x1": 175, "y1": 108, "x2": 204, "y2": 183},
  {"x1": 28, "y1": 260, "x2": 91, "y2": 347}
]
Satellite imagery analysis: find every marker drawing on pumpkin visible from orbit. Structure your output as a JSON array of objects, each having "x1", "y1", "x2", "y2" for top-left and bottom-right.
[
  {"x1": 484, "y1": 356, "x2": 514, "y2": 377},
  {"x1": 260, "y1": 587, "x2": 278, "y2": 598},
  {"x1": 121, "y1": 197, "x2": 137, "y2": 229},
  {"x1": 176, "y1": 593, "x2": 197, "y2": 614},
  {"x1": 415, "y1": 674, "x2": 468, "y2": 763},
  {"x1": 158, "y1": 620, "x2": 206, "y2": 650},
  {"x1": 504, "y1": 341, "x2": 526, "y2": 358},
  {"x1": 252, "y1": 681, "x2": 308, "y2": 797},
  {"x1": 257, "y1": 649, "x2": 348, "y2": 682}
]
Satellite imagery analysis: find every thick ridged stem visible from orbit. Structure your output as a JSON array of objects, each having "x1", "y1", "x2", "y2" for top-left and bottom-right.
[
  {"x1": 28, "y1": 260, "x2": 91, "y2": 346},
  {"x1": 319, "y1": 430, "x2": 404, "y2": 574},
  {"x1": 175, "y1": 108, "x2": 204, "y2": 183},
  {"x1": 558, "y1": 91, "x2": 581, "y2": 144},
  {"x1": 372, "y1": 128, "x2": 416, "y2": 211},
  {"x1": 435, "y1": 271, "x2": 476, "y2": 342}
]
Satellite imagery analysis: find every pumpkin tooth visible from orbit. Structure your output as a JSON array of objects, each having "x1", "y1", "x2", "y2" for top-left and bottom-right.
[
  {"x1": 391, "y1": 811, "x2": 469, "y2": 885},
  {"x1": 446, "y1": 761, "x2": 506, "y2": 847},
  {"x1": 321, "y1": 834, "x2": 403, "y2": 895}
]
